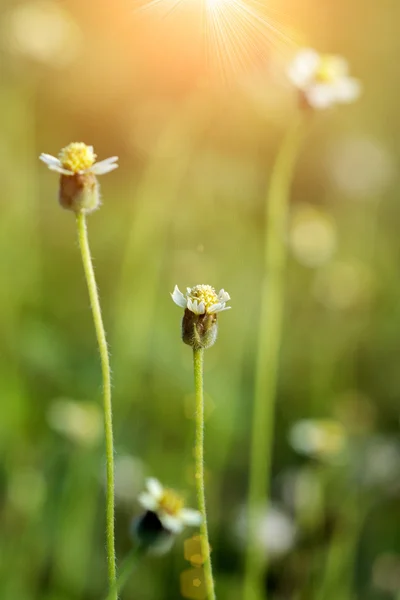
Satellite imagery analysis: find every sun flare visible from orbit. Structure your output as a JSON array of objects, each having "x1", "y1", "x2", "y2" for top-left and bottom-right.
[{"x1": 135, "y1": 0, "x2": 294, "y2": 76}]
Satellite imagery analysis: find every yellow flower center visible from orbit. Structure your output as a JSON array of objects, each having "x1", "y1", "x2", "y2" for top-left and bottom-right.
[
  {"x1": 59, "y1": 142, "x2": 96, "y2": 173},
  {"x1": 159, "y1": 488, "x2": 184, "y2": 516},
  {"x1": 315, "y1": 55, "x2": 344, "y2": 84},
  {"x1": 189, "y1": 285, "x2": 219, "y2": 312}
]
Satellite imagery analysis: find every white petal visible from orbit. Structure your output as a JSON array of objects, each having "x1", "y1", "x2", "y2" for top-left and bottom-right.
[
  {"x1": 180, "y1": 508, "x2": 203, "y2": 526},
  {"x1": 186, "y1": 287, "x2": 192, "y2": 294},
  {"x1": 208, "y1": 302, "x2": 223, "y2": 313},
  {"x1": 305, "y1": 84, "x2": 337, "y2": 109},
  {"x1": 218, "y1": 289, "x2": 231, "y2": 302},
  {"x1": 334, "y1": 77, "x2": 362, "y2": 104},
  {"x1": 146, "y1": 478, "x2": 163, "y2": 500},
  {"x1": 188, "y1": 299, "x2": 205, "y2": 315},
  {"x1": 287, "y1": 48, "x2": 320, "y2": 88},
  {"x1": 138, "y1": 492, "x2": 158, "y2": 511},
  {"x1": 47, "y1": 164, "x2": 74, "y2": 175},
  {"x1": 159, "y1": 514, "x2": 184, "y2": 534},
  {"x1": 39, "y1": 153, "x2": 62, "y2": 167},
  {"x1": 214, "y1": 306, "x2": 231, "y2": 313},
  {"x1": 171, "y1": 285, "x2": 187, "y2": 309},
  {"x1": 91, "y1": 157, "x2": 119, "y2": 175}
]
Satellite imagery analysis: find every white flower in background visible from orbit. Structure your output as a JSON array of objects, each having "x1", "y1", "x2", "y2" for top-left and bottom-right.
[
  {"x1": 138, "y1": 478, "x2": 202, "y2": 534},
  {"x1": 47, "y1": 398, "x2": 103, "y2": 446},
  {"x1": 236, "y1": 503, "x2": 296, "y2": 558},
  {"x1": 287, "y1": 48, "x2": 361, "y2": 109},
  {"x1": 40, "y1": 142, "x2": 118, "y2": 176},
  {"x1": 3, "y1": 1, "x2": 82, "y2": 68},
  {"x1": 171, "y1": 284, "x2": 231, "y2": 315},
  {"x1": 289, "y1": 419, "x2": 347, "y2": 460}
]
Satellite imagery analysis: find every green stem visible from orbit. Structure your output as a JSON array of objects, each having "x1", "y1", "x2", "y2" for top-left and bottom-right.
[
  {"x1": 193, "y1": 348, "x2": 216, "y2": 600},
  {"x1": 105, "y1": 548, "x2": 142, "y2": 600},
  {"x1": 76, "y1": 211, "x2": 117, "y2": 598},
  {"x1": 244, "y1": 116, "x2": 305, "y2": 600}
]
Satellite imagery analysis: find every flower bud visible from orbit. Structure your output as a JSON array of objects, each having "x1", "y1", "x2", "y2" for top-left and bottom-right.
[
  {"x1": 59, "y1": 172, "x2": 100, "y2": 213},
  {"x1": 39, "y1": 142, "x2": 118, "y2": 214},
  {"x1": 171, "y1": 284, "x2": 231, "y2": 350},
  {"x1": 182, "y1": 308, "x2": 218, "y2": 350}
]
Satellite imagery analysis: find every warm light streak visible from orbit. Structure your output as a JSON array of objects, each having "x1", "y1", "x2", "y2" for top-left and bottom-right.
[{"x1": 134, "y1": 0, "x2": 295, "y2": 77}]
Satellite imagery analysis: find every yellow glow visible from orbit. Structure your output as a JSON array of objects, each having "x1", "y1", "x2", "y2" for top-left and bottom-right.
[{"x1": 135, "y1": 0, "x2": 294, "y2": 77}]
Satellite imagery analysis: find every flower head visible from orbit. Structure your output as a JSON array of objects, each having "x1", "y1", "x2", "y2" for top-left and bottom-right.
[
  {"x1": 287, "y1": 48, "x2": 361, "y2": 110},
  {"x1": 171, "y1": 284, "x2": 231, "y2": 349},
  {"x1": 40, "y1": 142, "x2": 118, "y2": 176},
  {"x1": 138, "y1": 478, "x2": 202, "y2": 534},
  {"x1": 172, "y1": 284, "x2": 231, "y2": 316},
  {"x1": 39, "y1": 142, "x2": 118, "y2": 213}
]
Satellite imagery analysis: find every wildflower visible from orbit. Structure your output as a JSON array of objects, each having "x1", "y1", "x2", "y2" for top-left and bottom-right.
[
  {"x1": 236, "y1": 503, "x2": 296, "y2": 559},
  {"x1": 138, "y1": 478, "x2": 202, "y2": 534},
  {"x1": 171, "y1": 284, "x2": 231, "y2": 349},
  {"x1": 47, "y1": 398, "x2": 103, "y2": 447},
  {"x1": 39, "y1": 142, "x2": 118, "y2": 213},
  {"x1": 287, "y1": 48, "x2": 361, "y2": 110},
  {"x1": 132, "y1": 479, "x2": 202, "y2": 554},
  {"x1": 288, "y1": 419, "x2": 346, "y2": 461}
]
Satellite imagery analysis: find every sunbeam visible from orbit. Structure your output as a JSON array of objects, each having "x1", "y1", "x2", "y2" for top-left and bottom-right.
[{"x1": 134, "y1": 0, "x2": 297, "y2": 78}]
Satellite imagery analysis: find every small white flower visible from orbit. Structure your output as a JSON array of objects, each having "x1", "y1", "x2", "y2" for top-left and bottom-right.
[
  {"x1": 236, "y1": 503, "x2": 296, "y2": 558},
  {"x1": 138, "y1": 478, "x2": 202, "y2": 534},
  {"x1": 171, "y1": 284, "x2": 231, "y2": 315},
  {"x1": 40, "y1": 142, "x2": 118, "y2": 176},
  {"x1": 289, "y1": 419, "x2": 347, "y2": 460},
  {"x1": 287, "y1": 48, "x2": 361, "y2": 110}
]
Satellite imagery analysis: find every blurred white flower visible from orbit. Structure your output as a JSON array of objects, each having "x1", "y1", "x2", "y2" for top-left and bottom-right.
[
  {"x1": 138, "y1": 478, "x2": 202, "y2": 534},
  {"x1": 326, "y1": 135, "x2": 395, "y2": 199},
  {"x1": 289, "y1": 419, "x2": 347, "y2": 460},
  {"x1": 172, "y1": 284, "x2": 231, "y2": 315},
  {"x1": 47, "y1": 398, "x2": 103, "y2": 446},
  {"x1": 2, "y1": 1, "x2": 82, "y2": 68},
  {"x1": 313, "y1": 260, "x2": 374, "y2": 310},
  {"x1": 287, "y1": 48, "x2": 361, "y2": 109},
  {"x1": 289, "y1": 204, "x2": 337, "y2": 268},
  {"x1": 40, "y1": 142, "x2": 118, "y2": 176},
  {"x1": 236, "y1": 503, "x2": 296, "y2": 558}
]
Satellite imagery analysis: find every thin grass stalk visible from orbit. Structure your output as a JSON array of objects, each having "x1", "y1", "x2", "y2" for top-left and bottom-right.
[{"x1": 244, "y1": 115, "x2": 306, "y2": 600}]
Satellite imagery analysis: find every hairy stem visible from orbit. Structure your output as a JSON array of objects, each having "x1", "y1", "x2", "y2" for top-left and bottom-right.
[
  {"x1": 76, "y1": 211, "x2": 116, "y2": 598},
  {"x1": 193, "y1": 347, "x2": 216, "y2": 600}
]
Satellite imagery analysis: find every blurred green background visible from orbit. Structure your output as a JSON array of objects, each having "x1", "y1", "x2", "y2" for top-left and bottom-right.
[{"x1": 1, "y1": 0, "x2": 400, "y2": 598}]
